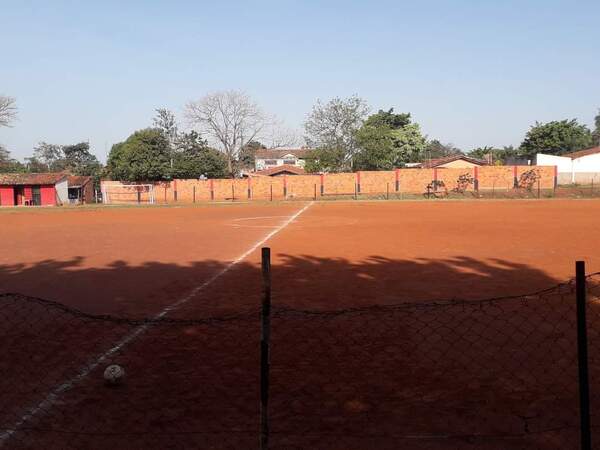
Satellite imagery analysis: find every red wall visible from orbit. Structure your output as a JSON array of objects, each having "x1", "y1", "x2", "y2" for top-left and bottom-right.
[
  {"x1": 40, "y1": 185, "x2": 56, "y2": 205},
  {"x1": 0, "y1": 185, "x2": 56, "y2": 206},
  {"x1": 0, "y1": 186, "x2": 14, "y2": 206}
]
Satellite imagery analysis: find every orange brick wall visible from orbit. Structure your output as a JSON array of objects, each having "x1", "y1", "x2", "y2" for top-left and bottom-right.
[{"x1": 101, "y1": 165, "x2": 558, "y2": 203}]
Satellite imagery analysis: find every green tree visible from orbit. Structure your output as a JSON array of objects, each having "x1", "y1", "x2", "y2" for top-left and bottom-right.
[
  {"x1": 171, "y1": 131, "x2": 227, "y2": 179},
  {"x1": 106, "y1": 129, "x2": 171, "y2": 181},
  {"x1": 467, "y1": 146, "x2": 521, "y2": 165},
  {"x1": 425, "y1": 140, "x2": 462, "y2": 159},
  {"x1": 519, "y1": 119, "x2": 593, "y2": 157},
  {"x1": 0, "y1": 146, "x2": 27, "y2": 172},
  {"x1": 363, "y1": 108, "x2": 411, "y2": 130},
  {"x1": 237, "y1": 140, "x2": 266, "y2": 170},
  {"x1": 62, "y1": 142, "x2": 102, "y2": 176},
  {"x1": 592, "y1": 109, "x2": 600, "y2": 146},
  {"x1": 353, "y1": 109, "x2": 427, "y2": 170},
  {"x1": 304, "y1": 146, "x2": 346, "y2": 173}
]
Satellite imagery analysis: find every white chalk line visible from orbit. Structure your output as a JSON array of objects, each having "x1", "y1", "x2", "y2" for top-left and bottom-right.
[{"x1": 0, "y1": 201, "x2": 313, "y2": 445}]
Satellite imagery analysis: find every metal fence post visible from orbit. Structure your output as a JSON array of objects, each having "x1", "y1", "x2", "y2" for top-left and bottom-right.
[
  {"x1": 260, "y1": 248, "x2": 272, "y2": 450},
  {"x1": 576, "y1": 260, "x2": 592, "y2": 450}
]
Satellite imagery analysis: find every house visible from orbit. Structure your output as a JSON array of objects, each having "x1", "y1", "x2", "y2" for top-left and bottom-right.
[
  {"x1": 536, "y1": 146, "x2": 600, "y2": 184},
  {"x1": 67, "y1": 175, "x2": 94, "y2": 204},
  {"x1": 0, "y1": 173, "x2": 68, "y2": 206},
  {"x1": 254, "y1": 149, "x2": 312, "y2": 171},
  {"x1": 418, "y1": 154, "x2": 488, "y2": 169},
  {"x1": 252, "y1": 164, "x2": 306, "y2": 177}
]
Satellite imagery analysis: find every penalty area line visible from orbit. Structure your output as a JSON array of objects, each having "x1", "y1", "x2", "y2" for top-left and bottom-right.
[{"x1": 0, "y1": 201, "x2": 313, "y2": 446}]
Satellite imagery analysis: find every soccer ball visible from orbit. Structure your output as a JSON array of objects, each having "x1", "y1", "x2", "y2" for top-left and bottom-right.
[{"x1": 103, "y1": 364, "x2": 125, "y2": 386}]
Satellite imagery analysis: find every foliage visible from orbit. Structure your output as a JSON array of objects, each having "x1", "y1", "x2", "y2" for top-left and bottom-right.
[
  {"x1": 304, "y1": 146, "x2": 347, "y2": 173},
  {"x1": 468, "y1": 145, "x2": 522, "y2": 165},
  {"x1": 31, "y1": 142, "x2": 64, "y2": 171},
  {"x1": 106, "y1": 129, "x2": 171, "y2": 181},
  {"x1": 24, "y1": 141, "x2": 101, "y2": 177},
  {"x1": 593, "y1": 109, "x2": 600, "y2": 146},
  {"x1": 425, "y1": 140, "x2": 462, "y2": 159},
  {"x1": 62, "y1": 142, "x2": 102, "y2": 176},
  {"x1": 304, "y1": 96, "x2": 369, "y2": 170},
  {"x1": 237, "y1": 140, "x2": 266, "y2": 170},
  {"x1": 0, "y1": 146, "x2": 27, "y2": 172},
  {"x1": 353, "y1": 110, "x2": 427, "y2": 170},
  {"x1": 153, "y1": 108, "x2": 179, "y2": 148},
  {"x1": 363, "y1": 108, "x2": 411, "y2": 130},
  {"x1": 519, "y1": 119, "x2": 593, "y2": 157},
  {"x1": 171, "y1": 131, "x2": 227, "y2": 179},
  {"x1": 354, "y1": 125, "x2": 397, "y2": 170}
]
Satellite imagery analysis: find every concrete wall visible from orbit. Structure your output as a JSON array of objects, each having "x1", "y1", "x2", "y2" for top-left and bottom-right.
[
  {"x1": 55, "y1": 179, "x2": 68, "y2": 205},
  {"x1": 537, "y1": 152, "x2": 600, "y2": 184}
]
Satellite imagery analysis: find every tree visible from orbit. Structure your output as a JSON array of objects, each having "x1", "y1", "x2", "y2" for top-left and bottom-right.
[
  {"x1": 237, "y1": 140, "x2": 266, "y2": 170},
  {"x1": 304, "y1": 146, "x2": 347, "y2": 173},
  {"x1": 106, "y1": 129, "x2": 171, "y2": 181},
  {"x1": 363, "y1": 108, "x2": 411, "y2": 130},
  {"x1": 153, "y1": 108, "x2": 179, "y2": 168},
  {"x1": 593, "y1": 109, "x2": 600, "y2": 146},
  {"x1": 304, "y1": 96, "x2": 370, "y2": 171},
  {"x1": 171, "y1": 131, "x2": 227, "y2": 179},
  {"x1": 31, "y1": 142, "x2": 65, "y2": 171},
  {"x1": 0, "y1": 95, "x2": 17, "y2": 127},
  {"x1": 0, "y1": 146, "x2": 26, "y2": 172},
  {"x1": 185, "y1": 91, "x2": 267, "y2": 176},
  {"x1": 62, "y1": 142, "x2": 101, "y2": 176},
  {"x1": 519, "y1": 119, "x2": 593, "y2": 157},
  {"x1": 353, "y1": 108, "x2": 427, "y2": 170},
  {"x1": 425, "y1": 140, "x2": 462, "y2": 159}
]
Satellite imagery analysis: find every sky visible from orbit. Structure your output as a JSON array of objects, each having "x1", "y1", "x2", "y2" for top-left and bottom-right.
[{"x1": 0, "y1": 0, "x2": 598, "y2": 162}]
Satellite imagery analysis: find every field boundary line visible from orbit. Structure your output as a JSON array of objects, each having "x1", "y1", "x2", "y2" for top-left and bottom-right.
[{"x1": 0, "y1": 201, "x2": 313, "y2": 446}]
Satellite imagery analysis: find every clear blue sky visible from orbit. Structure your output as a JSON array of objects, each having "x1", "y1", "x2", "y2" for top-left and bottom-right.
[{"x1": 1, "y1": 0, "x2": 598, "y2": 162}]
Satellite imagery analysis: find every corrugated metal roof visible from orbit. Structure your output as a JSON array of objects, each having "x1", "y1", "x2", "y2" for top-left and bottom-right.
[{"x1": 0, "y1": 173, "x2": 68, "y2": 186}]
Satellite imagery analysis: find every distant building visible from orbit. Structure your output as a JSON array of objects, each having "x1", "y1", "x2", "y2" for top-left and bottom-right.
[
  {"x1": 252, "y1": 164, "x2": 306, "y2": 177},
  {"x1": 255, "y1": 149, "x2": 312, "y2": 171},
  {"x1": 67, "y1": 175, "x2": 94, "y2": 204},
  {"x1": 0, "y1": 173, "x2": 68, "y2": 206},
  {"x1": 536, "y1": 146, "x2": 600, "y2": 184},
  {"x1": 418, "y1": 154, "x2": 488, "y2": 169}
]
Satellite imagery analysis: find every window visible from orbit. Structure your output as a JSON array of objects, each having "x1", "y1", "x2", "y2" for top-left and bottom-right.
[
  {"x1": 264, "y1": 160, "x2": 277, "y2": 165},
  {"x1": 283, "y1": 159, "x2": 296, "y2": 165}
]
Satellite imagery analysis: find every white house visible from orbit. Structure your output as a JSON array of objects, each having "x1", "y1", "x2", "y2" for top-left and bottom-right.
[
  {"x1": 254, "y1": 149, "x2": 311, "y2": 171},
  {"x1": 537, "y1": 146, "x2": 600, "y2": 184}
]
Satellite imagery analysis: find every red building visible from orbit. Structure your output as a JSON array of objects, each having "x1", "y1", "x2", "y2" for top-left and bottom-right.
[{"x1": 0, "y1": 173, "x2": 69, "y2": 206}]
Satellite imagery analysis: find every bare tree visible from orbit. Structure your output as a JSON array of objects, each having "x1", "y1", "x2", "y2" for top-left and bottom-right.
[
  {"x1": 184, "y1": 90, "x2": 270, "y2": 175},
  {"x1": 0, "y1": 95, "x2": 18, "y2": 127},
  {"x1": 153, "y1": 108, "x2": 179, "y2": 169},
  {"x1": 304, "y1": 95, "x2": 369, "y2": 170},
  {"x1": 263, "y1": 117, "x2": 299, "y2": 149}
]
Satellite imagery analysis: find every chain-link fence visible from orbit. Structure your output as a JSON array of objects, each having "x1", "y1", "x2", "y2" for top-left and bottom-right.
[{"x1": 1, "y1": 259, "x2": 598, "y2": 449}]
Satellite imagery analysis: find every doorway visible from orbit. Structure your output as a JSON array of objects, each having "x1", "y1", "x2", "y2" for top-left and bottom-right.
[
  {"x1": 14, "y1": 186, "x2": 24, "y2": 205},
  {"x1": 32, "y1": 186, "x2": 42, "y2": 206}
]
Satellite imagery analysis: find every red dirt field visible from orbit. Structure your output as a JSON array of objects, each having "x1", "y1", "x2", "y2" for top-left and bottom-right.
[{"x1": 1, "y1": 199, "x2": 600, "y2": 449}]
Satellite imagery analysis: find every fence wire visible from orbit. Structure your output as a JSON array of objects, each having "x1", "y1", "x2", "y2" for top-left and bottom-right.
[{"x1": 1, "y1": 274, "x2": 600, "y2": 449}]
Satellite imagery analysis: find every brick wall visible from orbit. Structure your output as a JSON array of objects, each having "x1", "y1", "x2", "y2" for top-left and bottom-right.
[{"x1": 101, "y1": 166, "x2": 558, "y2": 204}]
